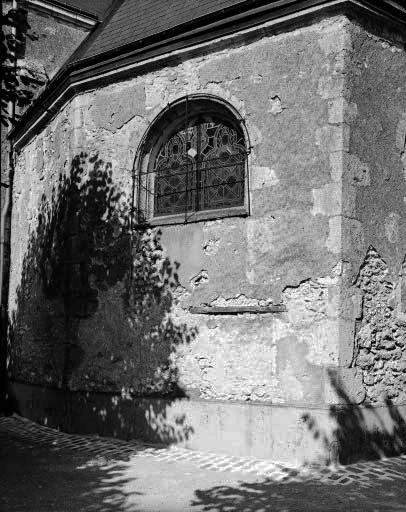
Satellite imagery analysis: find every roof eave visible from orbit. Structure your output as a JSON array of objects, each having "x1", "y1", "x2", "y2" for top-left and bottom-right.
[
  {"x1": 10, "y1": 0, "x2": 406, "y2": 151},
  {"x1": 26, "y1": 0, "x2": 99, "y2": 28}
]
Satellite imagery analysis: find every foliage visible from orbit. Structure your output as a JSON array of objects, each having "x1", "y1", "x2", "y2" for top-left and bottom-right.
[{"x1": 1, "y1": 4, "x2": 43, "y2": 126}]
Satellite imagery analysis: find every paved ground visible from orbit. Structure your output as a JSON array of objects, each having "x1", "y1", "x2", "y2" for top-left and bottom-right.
[{"x1": 0, "y1": 415, "x2": 405, "y2": 511}]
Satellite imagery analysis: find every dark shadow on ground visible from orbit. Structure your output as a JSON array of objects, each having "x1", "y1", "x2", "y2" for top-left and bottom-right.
[
  {"x1": 0, "y1": 429, "x2": 140, "y2": 512},
  {"x1": 6, "y1": 152, "x2": 196, "y2": 444},
  {"x1": 191, "y1": 475, "x2": 406, "y2": 512}
]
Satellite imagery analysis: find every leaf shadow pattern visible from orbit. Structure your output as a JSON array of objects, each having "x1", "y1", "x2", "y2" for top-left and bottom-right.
[
  {"x1": 7, "y1": 152, "x2": 196, "y2": 444},
  {"x1": 191, "y1": 475, "x2": 406, "y2": 512},
  {"x1": 302, "y1": 369, "x2": 406, "y2": 466},
  {"x1": 0, "y1": 428, "x2": 143, "y2": 512},
  {"x1": 191, "y1": 371, "x2": 406, "y2": 512},
  {"x1": 1, "y1": 5, "x2": 44, "y2": 127}
]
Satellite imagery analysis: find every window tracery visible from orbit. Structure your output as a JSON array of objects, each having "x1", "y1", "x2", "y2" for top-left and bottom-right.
[{"x1": 153, "y1": 118, "x2": 246, "y2": 217}]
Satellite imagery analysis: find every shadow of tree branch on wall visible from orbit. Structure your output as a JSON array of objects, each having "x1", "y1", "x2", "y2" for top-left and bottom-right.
[
  {"x1": 302, "y1": 369, "x2": 406, "y2": 466},
  {"x1": 7, "y1": 151, "x2": 197, "y2": 444}
]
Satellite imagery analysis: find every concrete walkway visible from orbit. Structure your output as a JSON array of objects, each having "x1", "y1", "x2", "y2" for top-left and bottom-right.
[{"x1": 0, "y1": 415, "x2": 405, "y2": 512}]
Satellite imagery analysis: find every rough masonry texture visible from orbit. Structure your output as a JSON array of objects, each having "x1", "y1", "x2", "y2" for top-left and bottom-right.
[
  {"x1": 7, "y1": 9, "x2": 406, "y2": 464},
  {"x1": 355, "y1": 248, "x2": 406, "y2": 403}
]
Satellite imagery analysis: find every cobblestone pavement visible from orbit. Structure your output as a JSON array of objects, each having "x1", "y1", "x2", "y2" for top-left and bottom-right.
[
  {"x1": 1, "y1": 414, "x2": 405, "y2": 487},
  {"x1": 1, "y1": 414, "x2": 406, "y2": 511}
]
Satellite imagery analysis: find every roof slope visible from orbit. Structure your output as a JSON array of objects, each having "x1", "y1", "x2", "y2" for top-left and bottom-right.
[
  {"x1": 44, "y1": 0, "x2": 115, "y2": 19},
  {"x1": 71, "y1": 0, "x2": 259, "y2": 62}
]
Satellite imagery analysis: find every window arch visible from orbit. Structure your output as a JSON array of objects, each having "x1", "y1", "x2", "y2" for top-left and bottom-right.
[{"x1": 135, "y1": 95, "x2": 250, "y2": 225}]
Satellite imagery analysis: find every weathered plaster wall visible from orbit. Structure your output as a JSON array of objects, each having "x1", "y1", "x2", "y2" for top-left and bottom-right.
[
  {"x1": 23, "y1": 9, "x2": 89, "y2": 82},
  {"x1": 9, "y1": 16, "x2": 369, "y2": 409},
  {"x1": 341, "y1": 21, "x2": 406, "y2": 405},
  {"x1": 1, "y1": 3, "x2": 89, "y2": 313}
]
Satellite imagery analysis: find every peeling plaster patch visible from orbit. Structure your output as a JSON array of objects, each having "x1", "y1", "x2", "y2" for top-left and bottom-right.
[
  {"x1": 283, "y1": 279, "x2": 328, "y2": 326},
  {"x1": 384, "y1": 212, "x2": 400, "y2": 244},
  {"x1": 190, "y1": 270, "x2": 209, "y2": 289},
  {"x1": 251, "y1": 166, "x2": 279, "y2": 190},
  {"x1": 114, "y1": 113, "x2": 145, "y2": 133},
  {"x1": 347, "y1": 154, "x2": 370, "y2": 186},
  {"x1": 87, "y1": 84, "x2": 145, "y2": 133},
  {"x1": 177, "y1": 321, "x2": 280, "y2": 402},
  {"x1": 268, "y1": 95, "x2": 284, "y2": 115},
  {"x1": 210, "y1": 294, "x2": 272, "y2": 308},
  {"x1": 203, "y1": 238, "x2": 220, "y2": 256}
]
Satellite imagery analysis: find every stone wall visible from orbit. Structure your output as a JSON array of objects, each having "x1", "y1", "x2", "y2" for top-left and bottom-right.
[
  {"x1": 355, "y1": 248, "x2": 406, "y2": 403},
  {"x1": 342, "y1": 19, "x2": 406, "y2": 405},
  {"x1": 8, "y1": 14, "x2": 404, "y2": 414},
  {"x1": 1, "y1": 2, "x2": 89, "y2": 304},
  {"x1": 22, "y1": 7, "x2": 89, "y2": 84}
]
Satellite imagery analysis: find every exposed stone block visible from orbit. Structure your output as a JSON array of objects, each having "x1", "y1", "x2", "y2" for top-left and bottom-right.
[{"x1": 354, "y1": 247, "x2": 406, "y2": 404}]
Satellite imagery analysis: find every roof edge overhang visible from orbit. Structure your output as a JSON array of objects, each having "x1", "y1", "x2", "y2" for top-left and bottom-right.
[
  {"x1": 10, "y1": 0, "x2": 406, "y2": 151},
  {"x1": 25, "y1": 0, "x2": 99, "y2": 28}
]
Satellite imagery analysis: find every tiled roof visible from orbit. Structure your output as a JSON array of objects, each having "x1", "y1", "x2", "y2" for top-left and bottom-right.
[
  {"x1": 72, "y1": 0, "x2": 254, "y2": 62},
  {"x1": 46, "y1": 0, "x2": 115, "y2": 19}
]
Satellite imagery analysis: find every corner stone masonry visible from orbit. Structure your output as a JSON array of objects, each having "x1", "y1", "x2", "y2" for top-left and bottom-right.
[{"x1": 355, "y1": 247, "x2": 406, "y2": 403}]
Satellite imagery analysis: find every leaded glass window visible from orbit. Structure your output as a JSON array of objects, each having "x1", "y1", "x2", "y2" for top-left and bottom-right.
[{"x1": 153, "y1": 118, "x2": 246, "y2": 217}]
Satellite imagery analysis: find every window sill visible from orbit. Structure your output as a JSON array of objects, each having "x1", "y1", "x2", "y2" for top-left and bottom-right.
[
  {"x1": 189, "y1": 305, "x2": 287, "y2": 314},
  {"x1": 143, "y1": 205, "x2": 249, "y2": 227}
]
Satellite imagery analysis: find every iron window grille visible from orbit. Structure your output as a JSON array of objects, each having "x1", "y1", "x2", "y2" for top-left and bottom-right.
[
  {"x1": 136, "y1": 104, "x2": 248, "y2": 225},
  {"x1": 154, "y1": 118, "x2": 246, "y2": 217}
]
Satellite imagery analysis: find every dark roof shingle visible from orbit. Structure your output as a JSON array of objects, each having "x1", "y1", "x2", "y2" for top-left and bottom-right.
[
  {"x1": 72, "y1": 0, "x2": 251, "y2": 62},
  {"x1": 46, "y1": 0, "x2": 115, "y2": 19}
]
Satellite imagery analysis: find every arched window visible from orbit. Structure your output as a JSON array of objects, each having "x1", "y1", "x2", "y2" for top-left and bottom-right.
[{"x1": 136, "y1": 96, "x2": 249, "y2": 225}]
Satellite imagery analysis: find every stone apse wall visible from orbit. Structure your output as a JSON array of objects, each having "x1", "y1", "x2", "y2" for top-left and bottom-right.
[
  {"x1": 8, "y1": 15, "x2": 406, "y2": 464},
  {"x1": 345, "y1": 22, "x2": 406, "y2": 405}
]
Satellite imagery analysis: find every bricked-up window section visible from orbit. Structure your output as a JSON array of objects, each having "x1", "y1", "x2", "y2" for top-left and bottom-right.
[{"x1": 153, "y1": 119, "x2": 246, "y2": 217}]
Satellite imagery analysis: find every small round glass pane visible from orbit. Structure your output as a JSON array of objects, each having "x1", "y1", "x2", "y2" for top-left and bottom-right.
[{"x1": 187, "y1": 147, "x2": 197, "y2": 158}]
